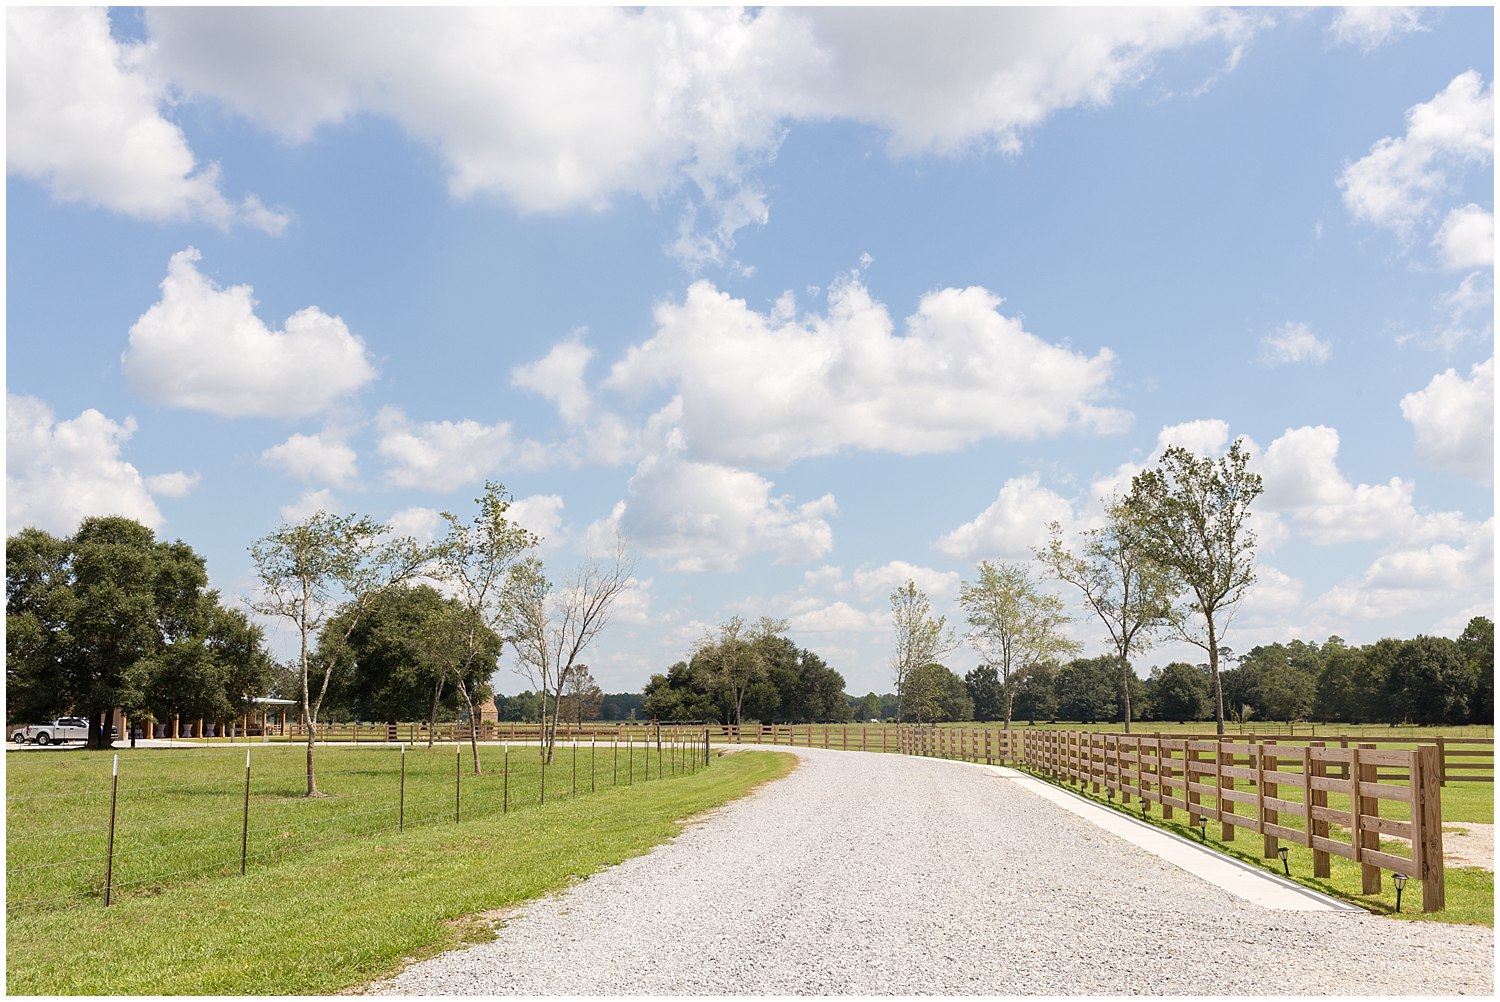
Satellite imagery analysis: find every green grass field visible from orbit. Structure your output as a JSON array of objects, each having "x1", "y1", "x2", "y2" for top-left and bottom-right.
[
  {"x1": 6, "y1": 736, "x2": 710, "y2": 912},
  {"x1": 5, "y1": 745, "x2": 796, "y2": 995}
]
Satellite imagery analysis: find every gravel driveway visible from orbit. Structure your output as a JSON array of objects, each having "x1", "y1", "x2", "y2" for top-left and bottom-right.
[{"x1": 371, "y1": 747, "x2": 1493, "y2": 995}]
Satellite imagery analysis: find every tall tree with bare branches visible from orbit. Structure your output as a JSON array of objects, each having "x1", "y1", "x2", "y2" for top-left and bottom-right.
[
  {"x1": 1036, "y1": 498, "x2": 1177, "y2": 733},
  {"x1": 498, "y1": 535, "x2": 634, "y2": 763}
]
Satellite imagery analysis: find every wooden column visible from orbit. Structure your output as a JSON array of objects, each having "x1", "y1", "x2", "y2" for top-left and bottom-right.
[
  {"x1": 1261, "y1": 746, "x2": 1278, "y2": 858},
  {"x1": 1218, "y1": 741, "x2": 1235, "y2": 841},
  {"x1": 1309, "y1": 741, "x2": 1330, "y2": 878},
  {"x1": 1355, "y1": 744, "x2": 1382, "y2": 894},
  {"x1": 1412, "y1": 744, "x2": 1446, "y2": 912}
]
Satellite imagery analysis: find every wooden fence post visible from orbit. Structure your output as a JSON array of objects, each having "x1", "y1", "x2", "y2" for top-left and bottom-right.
[
  {"x1": 1218, "y1": 740, "x2": 1235, "y2": 842},
  {"x1": 1309, "y1": 741, "x2": 1330, "y2": 878},
  {"x1": 1261, "y1": 746, "x2": 1277, "y2": 859},
  {"x1": 1356, "y1": 743, "x2": 1381, "y2": 894},
  {"x1": 1412, "y1": 744, "x2": 1446, "y2": 912}
]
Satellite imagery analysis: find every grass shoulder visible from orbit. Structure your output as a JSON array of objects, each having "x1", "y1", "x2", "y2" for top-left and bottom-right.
[{"x1": 5, "y1": 749, "x2": 797, "y2": 996}]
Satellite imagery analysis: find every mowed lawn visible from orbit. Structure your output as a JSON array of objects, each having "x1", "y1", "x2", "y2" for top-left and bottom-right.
[{"x1": 5, "y1": 744, "x2": 795, "y2": 995}]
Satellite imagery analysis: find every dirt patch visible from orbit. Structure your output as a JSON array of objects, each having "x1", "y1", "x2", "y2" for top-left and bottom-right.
[{"x1": 1442, "y1": 822, "x2": 1494, "y2": 871}]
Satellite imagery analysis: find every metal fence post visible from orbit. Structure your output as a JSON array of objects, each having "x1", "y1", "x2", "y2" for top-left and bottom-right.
[
  {"x1": 104, "y1": 754, "x2": 119, "y2": 907},
  {"x1": 241, "y1": 749, "x2": 251, "y2": 875}
]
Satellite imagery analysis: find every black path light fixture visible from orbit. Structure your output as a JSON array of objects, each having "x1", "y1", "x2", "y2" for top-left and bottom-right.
[
  {"x1": 1393, "y1": 872, "x2": 1408, "y2": 913},
  {"x1": 1197, "y1": 817, "x2": 1208, "y2": 841},
  {"x1": 1277, "y1": 846, "x2": 1290, "y2": 876}
]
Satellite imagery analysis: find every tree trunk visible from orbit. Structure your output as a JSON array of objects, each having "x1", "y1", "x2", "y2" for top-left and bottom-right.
[
  {"x1": 427, "y1": 677, "x2": 444, "y2": 749},
  {"x1": 1208, "y1": 618, "x2": 1226, "y2": 736},
  {"x1": 1119, "y1": 654, "x2": 1133, "y2": 735},
  {"x1": 86, "y1": 708, "x2": 113, "y2": 750},
  {"x1": 457, "y1": 681, "x2": 482, "y2": 775}
]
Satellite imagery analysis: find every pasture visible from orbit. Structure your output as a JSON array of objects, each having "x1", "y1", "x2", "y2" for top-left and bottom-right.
[{"x1": 5, "y1": 743, "x2": 793, "y2": 995}]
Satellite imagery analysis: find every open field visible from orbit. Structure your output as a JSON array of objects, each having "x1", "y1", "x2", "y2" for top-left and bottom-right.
[
  {"x1": 7, "y1": 736, "x2": 707, "y2": 912},
  {"x1": 5, "y1": 746, "x2": 795, "y2": 995}
]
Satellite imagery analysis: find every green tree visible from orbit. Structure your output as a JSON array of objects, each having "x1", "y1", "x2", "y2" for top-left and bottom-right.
[
  {"x1": 494, "y1": 690, "x2": 543, "y2": 722},
  {"x1": 1055, "y1": 656, "x2": 1122, "y2": 724},
  {"x1": 889, "y1": 580, "x2": 957, "y2": 724},
  {"x1": 1313, "y1": 640, "x2": 1363, "y2": 722},
  {"x1": 1126, "y1": 440, "x2": 1263, "y2": 734},
  {"x1": 1457, "y1": 616, "x2": 1494, "y2": 724},
  {"x1": 600, "y1": 692, "x2": 645, "y2": 721},
  {"x1": 1010, "y1": 662, "x2": 1058, "y2": 724},
  {"x1": 1386, "y1": 636, "x2": 1473, "y2": 725},
  {"x1": 249, "y1": 510, "x2": 429, "y2": 796},
  {"x1": 1147, "y1": 662, "x2": 1210, "y2": 722},
  {"x1": 8, "y1": 518, "x2": 268, "y2": 749},
  {"x1": 130, "y1": 605, "x2": 274, "y2": 733},
  {"x1": 643, "y1": 661, "x2": 725, "y2": 722},
  {"x1": 853, "y1": 692, "x2": 883, "y2": 721},
  {"x1": 431, "y1": 482, "x2": 539, "y2": 771},
  {"x1": 762, "y1": 638, "x2": 851, "y2": 722},
  {"x1": 963, "y1": 664, "x2": 1005, "y2": 722},
  {"x1": 558, "y1": 666, "x2": 604, "y2": 726},
  {"x1": 689, "y1": 616, "x2": 787, "y2": 726},
  {"x1": 903, "y1": 663, "x2": 972, "y2": 724},
  {"x1": 958, "y1": 561, "x2": 1078, "y2": 731},
  {"x1": 1242, "y1": 641, "x2": 1320, "y2": 722},
  {"x1": 1037, "y1": 500, "x2": 1177, "y2": 733},
  {"x1": 318, "y1": 585, "x2": 502, "y2": 739}
]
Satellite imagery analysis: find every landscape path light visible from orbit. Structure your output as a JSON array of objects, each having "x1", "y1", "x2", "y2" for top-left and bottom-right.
[
  {"x1": 1197, "y1": 818, "x2": 1207, "y2": 841},
  {"x1": 1393, "y1": 872, "x2": 1408, "y2": 913},
  {"x1": 1277, "y1": 846, "x2": 1289, "y2": 876}
]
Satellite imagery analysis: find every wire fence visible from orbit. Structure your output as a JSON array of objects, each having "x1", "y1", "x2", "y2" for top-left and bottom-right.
[{"x1": 6, "y1": 727, "x2": 712, "y2": 913}]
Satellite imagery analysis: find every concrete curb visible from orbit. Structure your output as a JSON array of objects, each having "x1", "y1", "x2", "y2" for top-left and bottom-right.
[{"x1": 992, "y1": 764, "x2": 1364, "y2": 912}]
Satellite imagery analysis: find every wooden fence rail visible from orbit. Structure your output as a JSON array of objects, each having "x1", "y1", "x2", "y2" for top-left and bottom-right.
[
  {"x1": 277, "y1": 723, "x2": 1491, "y2": 786},
  {"x1": 1022, "y1": 730, "x2": 1446, "y2": 912}
]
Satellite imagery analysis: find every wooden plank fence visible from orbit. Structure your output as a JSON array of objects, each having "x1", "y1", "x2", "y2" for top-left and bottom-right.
[
  {"x1": 279, "y1": 723, "x2": 1491, "y2": 786},
  {"x1": 1023, "y1": 730, "x2": 1447, "y2": 912}
]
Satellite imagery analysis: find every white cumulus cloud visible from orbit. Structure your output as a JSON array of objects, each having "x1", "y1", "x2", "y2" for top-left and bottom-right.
[
  {"x1": 123, "y1": 249, "x2": 377, "y2": 418},
  {"x1": 375, "y1": 407, "x2": 550, "y2": 492},
  {"x1": 936, "y1": 473, "x2": 1076, "y2": 560},
  {"x1": 1256, "y1": 424, "x2": 1471, "y2": 544},
  {"x1": 6, "y1": 394, "x2": 163, "y2": 534},
  {"x1": 1433, "y1": 204, "x2": 1495, "y2": 269},
  {"x1": 607, "y1": 275, "x2": 1126, "y2": 468},
  {"x1": 1400, "y1": 357, "x2": 1494, "y2": 485},
  {"x1": 851, "y1": 561, "x2": 961, "y2": 600},
  {"x1": 594, "y1": 452, "x2": 837, "y2": 572},
  {"x1": 139, "y1": 7, "x2": 1249, "y2": 268},
  {"x1": 1339, "y1": 70, "x2": 1493, "y2": 238},
  {"x1": 6, "y1": 7, "x2": 286, "y2": 232},
  {"x1": 260, "y1": 432, "x2": 359, "y2": 488}
]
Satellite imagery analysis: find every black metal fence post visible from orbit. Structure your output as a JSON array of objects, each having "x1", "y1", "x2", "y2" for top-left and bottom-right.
[
  {"x1": 104, "y1": 754, "x2": 119, "y2": 907},
  {"x1": 241, "y1": 749, "x2": 251, "y2": 875}
]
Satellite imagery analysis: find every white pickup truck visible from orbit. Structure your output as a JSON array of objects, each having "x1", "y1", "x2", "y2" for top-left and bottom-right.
[{"x1": 10, "y1": 717, "x2": 92, "y2": 745}]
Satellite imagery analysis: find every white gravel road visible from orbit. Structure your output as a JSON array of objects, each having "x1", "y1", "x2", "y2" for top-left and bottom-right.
[{"x1": 371, "y1": 747, "x2": 1494, "y2": 996}]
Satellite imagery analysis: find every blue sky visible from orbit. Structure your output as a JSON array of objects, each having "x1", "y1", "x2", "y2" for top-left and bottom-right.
[{"x1": 6, "y1": 6, "x2": 1494, "y2": 698}]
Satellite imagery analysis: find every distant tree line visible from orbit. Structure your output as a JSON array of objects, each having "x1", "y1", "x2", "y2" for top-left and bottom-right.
[
  {"x1": 642, "y1": 617, "x2": 852, "y2": 724},
  {"x1": 971, "y1": 619, "x2": 1493, "y2": 728}
]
